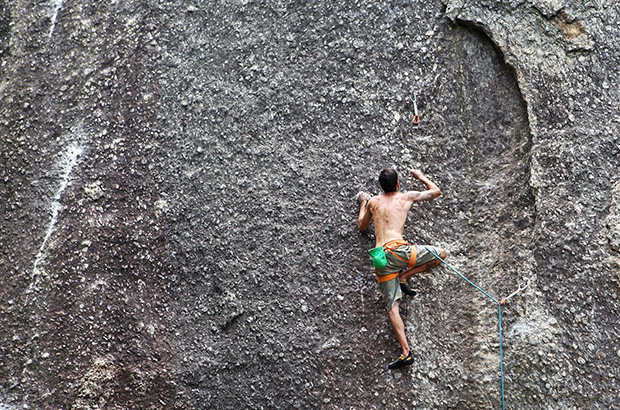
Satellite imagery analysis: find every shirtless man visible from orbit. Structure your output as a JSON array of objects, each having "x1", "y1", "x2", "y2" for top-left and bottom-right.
[{"x1": 357, "y1": 168, "x2": 447, "y2": 369}]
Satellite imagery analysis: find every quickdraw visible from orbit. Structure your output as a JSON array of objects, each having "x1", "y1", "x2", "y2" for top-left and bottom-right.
[
  {"x1": 499, "y1": 279, "x2": 531, "y2": 305},
  {"x1": 406, "y1": 91, "x2": 420, "y2": 124}
]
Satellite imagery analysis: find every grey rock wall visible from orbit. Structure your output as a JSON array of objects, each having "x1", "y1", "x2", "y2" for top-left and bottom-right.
[
  {"x1": 445, "y1": 0, "x2": 620, "y2": 408},
  {"x1": 0, "y1": 0, "x2": 618, "y2": 409}
]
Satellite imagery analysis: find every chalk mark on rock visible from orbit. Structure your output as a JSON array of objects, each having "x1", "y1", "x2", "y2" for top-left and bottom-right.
[{"x1": 28, "y1": 141, "x2": 83, "y2": 299}]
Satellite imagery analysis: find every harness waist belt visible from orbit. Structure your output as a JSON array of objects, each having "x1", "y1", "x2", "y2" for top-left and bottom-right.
[{"x1": 377, "y1": 271, "x2": 399, "y2": 283}]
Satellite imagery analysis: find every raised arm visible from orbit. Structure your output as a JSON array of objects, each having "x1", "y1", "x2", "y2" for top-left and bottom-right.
[
  {"x1": 357, "y1": 192, "x2": 372, "y2": 231},
  {"x1": 405, "y1": 169, "x2": 441, "y2": 202}
]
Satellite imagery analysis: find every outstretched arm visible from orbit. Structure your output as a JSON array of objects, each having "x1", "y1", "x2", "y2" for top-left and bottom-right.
[
  {"x1": 406, "y1": 169, "x2": 441, "y2": 202},
  {"x1": 357, "y1": 192, "x2": 372, "y2": 231}
]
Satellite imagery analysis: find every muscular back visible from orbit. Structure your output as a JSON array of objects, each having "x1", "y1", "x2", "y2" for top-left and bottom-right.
[
  {"x1": 357, "y1": 170, "x2": 442, "y2": 247},
  {"x1": 368, "y1": 192, "x2": 414, "y2": 247}
]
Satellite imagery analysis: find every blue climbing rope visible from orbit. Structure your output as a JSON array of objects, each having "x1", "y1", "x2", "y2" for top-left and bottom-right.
[{"x1": 423, "y1": 247, "x2": 529, "y2": 410}]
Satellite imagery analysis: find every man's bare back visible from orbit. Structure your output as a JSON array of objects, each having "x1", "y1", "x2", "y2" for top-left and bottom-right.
[{"x1": 358, "y1": 169, "x2": 441, "y2": 247}]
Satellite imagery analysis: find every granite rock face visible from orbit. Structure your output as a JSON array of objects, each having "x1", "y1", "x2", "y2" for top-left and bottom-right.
[{"x1": 0, "y1": 1, "x2": 618, "y2": 409}]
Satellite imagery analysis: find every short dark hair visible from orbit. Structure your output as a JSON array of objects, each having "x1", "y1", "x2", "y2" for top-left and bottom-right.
[{"x1": 379, "y1": 168, "x2": 398, "y2": 192}]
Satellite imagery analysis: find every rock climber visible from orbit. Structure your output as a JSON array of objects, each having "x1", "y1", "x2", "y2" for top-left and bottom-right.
[{"x1": 357, "y1": 168, "x2": 447, "y2": 369}]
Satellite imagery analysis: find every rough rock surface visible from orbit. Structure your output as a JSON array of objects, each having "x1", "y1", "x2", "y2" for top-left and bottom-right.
[{"x1": 0, "y1": 0, "x2": 618, "y2": 409}]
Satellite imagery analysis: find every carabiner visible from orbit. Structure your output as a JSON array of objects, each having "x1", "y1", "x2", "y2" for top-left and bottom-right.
[{"x1": 499, "y1": 279, "x2": 530, "y2": 305}]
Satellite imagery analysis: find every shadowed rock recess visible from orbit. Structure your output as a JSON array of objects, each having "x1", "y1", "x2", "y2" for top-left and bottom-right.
[{"x1": 1, "y1": 1, "x2": 619, "y2": 409}]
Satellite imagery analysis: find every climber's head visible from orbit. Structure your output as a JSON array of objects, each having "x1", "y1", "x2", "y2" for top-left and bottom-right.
[{"x1": 379, "y1": 168, "x2": 399, "y2": 193}]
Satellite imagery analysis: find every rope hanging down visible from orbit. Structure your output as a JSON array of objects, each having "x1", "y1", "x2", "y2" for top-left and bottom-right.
[{"x1": 423, "y1": 247, "x2": 530, "y2": 410}]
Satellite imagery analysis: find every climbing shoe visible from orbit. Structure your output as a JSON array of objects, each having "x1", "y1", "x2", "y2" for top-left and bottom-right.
[
  {"x1": 400, "y1": 280, "x2": 417, "y2": 297},
  {"x1": 388, "y1": 352, "x2": 413, "y2": 370}
]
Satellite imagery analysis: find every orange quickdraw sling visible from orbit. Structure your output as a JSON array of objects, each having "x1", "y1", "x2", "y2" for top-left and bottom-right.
[{"x1": 376, "y1": 239, "x2": 417, "y2": 283}]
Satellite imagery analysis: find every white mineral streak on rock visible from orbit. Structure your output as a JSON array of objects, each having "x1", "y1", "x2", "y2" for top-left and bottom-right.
[
  {"x1": 28, "y1": 142, "x2": 83, "y2": 296},
  {"x1": 47, "y1": 0, "x2": 64, "y2": 40}
]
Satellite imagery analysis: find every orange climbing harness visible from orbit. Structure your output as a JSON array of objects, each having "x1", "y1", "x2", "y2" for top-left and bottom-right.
[{"x1": 376, "y1": 239, "x2": 417, "y2": 283}]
